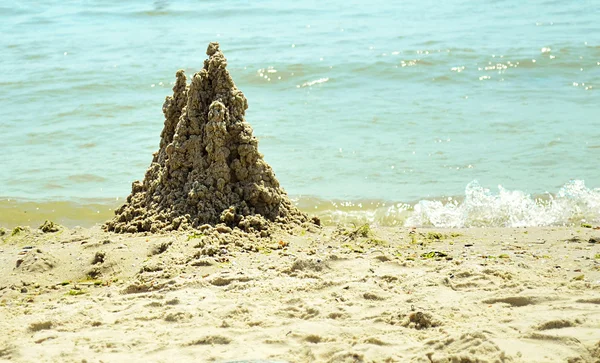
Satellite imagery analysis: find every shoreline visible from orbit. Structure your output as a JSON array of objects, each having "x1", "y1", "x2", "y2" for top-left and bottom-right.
[
  {"x1": 1, "y1": 225, "x2": 599, "y2": 362},
  {"x1": 2, "y1": 190, "x2": 600, "y2": 229}
]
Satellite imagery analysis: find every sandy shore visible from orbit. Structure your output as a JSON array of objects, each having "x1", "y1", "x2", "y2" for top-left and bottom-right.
[{"x1": 0, "y1": 224, "x2": 599, "y2": 362}]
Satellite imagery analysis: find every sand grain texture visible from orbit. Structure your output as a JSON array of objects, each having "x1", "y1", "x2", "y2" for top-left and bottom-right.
[{"x1": 1, "y1": 226, "x2": 599, "y2": 362}]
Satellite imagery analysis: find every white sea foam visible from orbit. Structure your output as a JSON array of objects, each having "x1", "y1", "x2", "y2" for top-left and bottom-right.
[
  {"x1": 300, "y1": 77, "x2": 329, "y2": 87},
  {"x1": 312, "y1": 180, "x2": 600, "y2": 228},
  {"x1": 406, "y1": 180, "x2": 600, "y2": 227}
]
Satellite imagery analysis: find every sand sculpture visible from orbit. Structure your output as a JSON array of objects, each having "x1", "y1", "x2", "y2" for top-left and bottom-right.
[{"x1": 105, "y1": 42, "x2": 311, "y2": 233}]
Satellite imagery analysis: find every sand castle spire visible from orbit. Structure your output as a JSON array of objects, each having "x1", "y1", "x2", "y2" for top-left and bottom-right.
[{"x1": 105, "y1": 42, "x2": 310, "y2": 233}]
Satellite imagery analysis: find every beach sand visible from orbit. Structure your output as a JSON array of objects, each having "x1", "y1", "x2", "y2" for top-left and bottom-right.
[{"x1": 1, "y1": 224, "x2": 599, "y2": 362}]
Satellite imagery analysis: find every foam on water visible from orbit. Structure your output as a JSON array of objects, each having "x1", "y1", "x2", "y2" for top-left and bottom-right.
[
  {"x1": 407, "y1": 180, "x2": 600, "y2": 228},
  {"x1": 291, "y1": 180, "x2": 600, "y2": 228}
]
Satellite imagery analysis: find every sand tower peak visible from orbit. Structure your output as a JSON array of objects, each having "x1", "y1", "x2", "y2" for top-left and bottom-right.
[{"x1": 105, "y1": 42, "x2": 310, "y2": 233}]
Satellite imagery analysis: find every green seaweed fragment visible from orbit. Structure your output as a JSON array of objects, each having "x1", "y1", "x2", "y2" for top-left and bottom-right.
[
  {"x1": 367, "y1": 238, "x2": 388, "y2": 247},
  {"x1": 342, "y1": 243, "x2": 365, "y2": 253},
  {"x1": 39, "y1": 220, "x2": 60, "y2": 233},
  {"x1": 187, "y1": 232, "x2": 205, "y2": 241},
  {"x1": 421, "y1": 251, "x2": 448, "y2": 259},
  {"x1": 67, "y1": 289, "x2": 86, "y2": 296},
  {"x1": 355, "y1": 224, "x2": 372, "y2": 237},
  {"x1": 344, "y1": 224, "x2": 373, "y2": 239},
  {"x1": 426, "y1": 232, "x2": 444, "y2": 240},
  {"x1": 12, "y1": 226, "x2": 24, "y2": 236},
  {"x1": 410, "y1": 234, "x2": 418, "y2": 244}
]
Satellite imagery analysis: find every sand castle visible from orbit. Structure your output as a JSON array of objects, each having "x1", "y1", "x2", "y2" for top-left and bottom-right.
[{"x1": 105, "y1": 42, "x2": 311, "y2": 233}]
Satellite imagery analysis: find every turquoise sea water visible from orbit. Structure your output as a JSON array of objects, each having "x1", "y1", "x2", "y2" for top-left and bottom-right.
[{"x1": 1, "y1": 0, "x2": 600, "y2": 227}]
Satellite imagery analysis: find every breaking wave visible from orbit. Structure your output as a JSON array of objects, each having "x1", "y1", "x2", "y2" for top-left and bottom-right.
[
  {"x1": 311, "y1": 180, "x2": 600, "y2": 228},
  {"x1": 407, "y1": 180, "x2": 600, "y2": 227}
]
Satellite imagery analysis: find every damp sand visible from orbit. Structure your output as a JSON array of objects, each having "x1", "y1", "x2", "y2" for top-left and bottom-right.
[
  {"x1": 106, "y1": 42, "x2": 310, "y2": 234},
  {"x1": 1, "y1": 225, "x2": 599, "y2": 362}
]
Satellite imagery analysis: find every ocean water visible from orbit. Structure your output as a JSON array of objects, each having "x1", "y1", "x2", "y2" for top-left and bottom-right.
[{"x1": 1, "y1": 0, "x2": 599, "y2": 228}]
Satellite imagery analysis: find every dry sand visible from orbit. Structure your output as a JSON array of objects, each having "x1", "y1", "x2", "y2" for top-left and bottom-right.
[{"x1": 1, "y1": 224, "x2": 599, "y2": 362}]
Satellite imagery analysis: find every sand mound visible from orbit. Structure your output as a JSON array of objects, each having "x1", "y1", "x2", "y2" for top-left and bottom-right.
[
  {"x1": 105, "y1": 42, "x2": 311, "y2": 233},
  {"x1": 15, "y1": 248, "x2": 57, "y2": 273}
]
